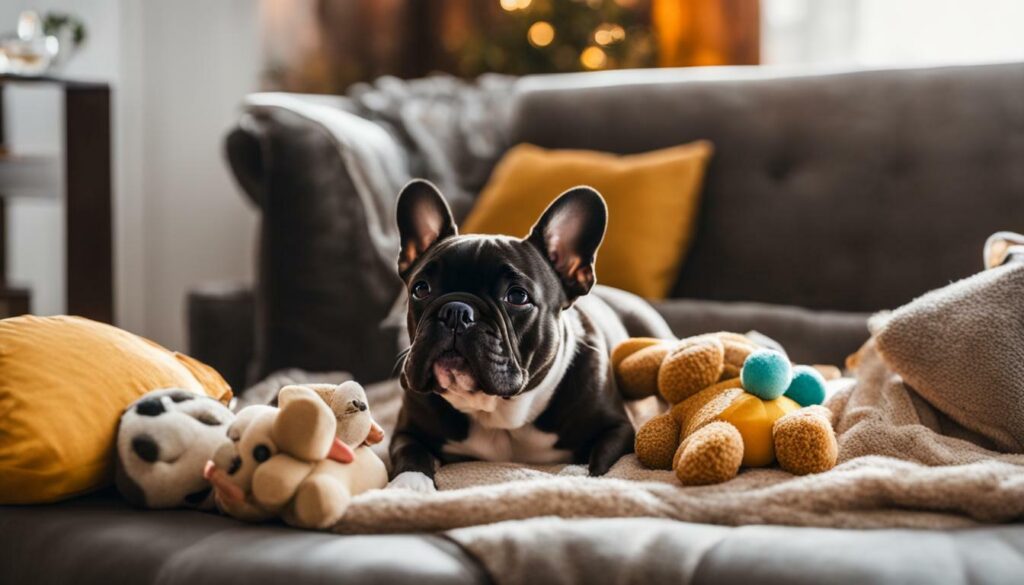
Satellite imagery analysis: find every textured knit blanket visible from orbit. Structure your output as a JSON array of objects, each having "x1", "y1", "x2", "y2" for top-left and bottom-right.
[
  {"x1": 332, "y1": 259, "x2": 1024, "y2": 534},
  {"x1": 243, "y1": 74, "x2": 514, "y2": 274}
]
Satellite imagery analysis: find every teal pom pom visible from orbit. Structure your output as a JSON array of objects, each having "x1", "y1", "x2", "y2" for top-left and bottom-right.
[
  {"x1": 740, "y1": 350, "x2": 792, "y2": 400},
  {"x1": 785, "y1": 366, "x2": 827, "y2": 406}
]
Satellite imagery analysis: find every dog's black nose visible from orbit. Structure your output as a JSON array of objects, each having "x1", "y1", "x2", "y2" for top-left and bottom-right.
[{"x1": 438, "y1": 301, "x2": 475, "y2": 332}]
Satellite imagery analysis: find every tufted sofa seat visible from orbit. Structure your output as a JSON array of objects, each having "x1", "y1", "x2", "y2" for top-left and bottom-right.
[{"x1": 510, "y1": 64, "x2": 1024, "y2": 312}]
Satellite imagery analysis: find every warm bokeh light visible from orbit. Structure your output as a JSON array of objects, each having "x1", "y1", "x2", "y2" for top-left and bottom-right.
[
  {"x1": 594, "y1": 23, "x2": 626, "y2": 45},
  {"x1": 580, "y1": 45, "x2": 607, "y2": 69},
  {"x1": 528, "y1": 21, "x2": 556, "y2": 47},
  {"x1": 500, "y1": 0, "x2": 533, "y2": 12}
]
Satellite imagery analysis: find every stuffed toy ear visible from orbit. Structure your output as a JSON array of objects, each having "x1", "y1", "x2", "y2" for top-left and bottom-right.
[
  {"x1": 526, "y1": 187, "x2": 607, "y2": 305},
  {"x1": 273, "y1": 387, "x2": 337, "y2": 462},
  {"x1": 277, "y1": 384, "x2": 320, "y2": 407}
]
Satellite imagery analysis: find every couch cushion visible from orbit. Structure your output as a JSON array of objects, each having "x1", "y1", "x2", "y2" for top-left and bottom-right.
[
  {"x1": 693, "y1": 523, "x2": 1024, "y2": 585},
  {"x1": 0, "y1": 491, "x2": 488, "y2": 585},
  {"x1": 449, "y1": 517, "x2": 1024, "y2": 585},
  {"x1": 653, "y1": 298, "x2": 869, "y2": 367},
  {"x1": 511, "y1": 63, "x2": 1024, "y2": 312}
]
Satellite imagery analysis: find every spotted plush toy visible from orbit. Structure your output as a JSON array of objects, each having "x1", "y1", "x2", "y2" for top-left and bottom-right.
[
  {"x1": 115, "y1": 388, "x2": 235, "y2": 509},
  {"x1": 614, "y1": 332, "x2": 838, "y2": 486}
]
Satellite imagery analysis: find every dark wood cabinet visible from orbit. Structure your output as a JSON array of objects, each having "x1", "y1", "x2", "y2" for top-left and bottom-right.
[{"x1": 0, "y1": 75, "x2": 113, "y2": 323}]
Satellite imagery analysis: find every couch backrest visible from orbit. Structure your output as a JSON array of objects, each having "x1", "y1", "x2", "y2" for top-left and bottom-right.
[{"x1": 508, "y1": 63, "x2": 1024, "y2": 311}]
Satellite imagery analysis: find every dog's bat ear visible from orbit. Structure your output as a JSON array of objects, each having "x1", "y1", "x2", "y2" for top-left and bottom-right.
[
  {"x1": 527, "y1": 186, "x2": 608, "y2": 305},
  {"x1": 396, "y1": 179, "x2": 458, "y2": 278}
]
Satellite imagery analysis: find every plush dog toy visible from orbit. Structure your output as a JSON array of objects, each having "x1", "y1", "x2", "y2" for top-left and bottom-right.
[
  {"x1": 115, "y1": 388, "x2": 235, "y2": 509},
  {"x1": 204, "y1": 382, "x2": 387, "y2": 529},
  {"x1": 614, "y1": 333, "x2": 838, "y2": 486}
]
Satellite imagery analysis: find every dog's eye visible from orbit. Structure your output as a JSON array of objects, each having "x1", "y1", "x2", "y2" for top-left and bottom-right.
[
  {"x1": 504, "y1": 287, "x2": 531, "y2": 306},
  {"x1": 252, "y1": 444, "x2": 271, "y2": 463},
  {"x1": 411, "y1": 281, "x2": 431, "y2": 300}
]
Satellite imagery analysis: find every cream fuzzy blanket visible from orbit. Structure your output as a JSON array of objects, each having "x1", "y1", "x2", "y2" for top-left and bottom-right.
[{"x1": 334, "y1": 263, "x2": 1024, "y2": 534}]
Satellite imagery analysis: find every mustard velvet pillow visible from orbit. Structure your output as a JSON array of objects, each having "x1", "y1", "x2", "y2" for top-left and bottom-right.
[
  {"x1": 0, "y1": 315, "x2": 232, "y2": 504},
  {"x1": 462, "y1": 141, "x2": 713, "y2": 299}
]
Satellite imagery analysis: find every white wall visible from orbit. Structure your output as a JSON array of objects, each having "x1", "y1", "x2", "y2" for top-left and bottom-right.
[
  {"x1": 854, "y1": 0, "x2": 1024, "y2": 65},
  {"x1": 1, "y1": 0, "x2": 260, "y2": 350},
  {"x1": 763, "y1": 0, "x2": 1024, "y2": 66},
  {"x1": 131, "y1": 0, "x2": 260, "y2": 349}
]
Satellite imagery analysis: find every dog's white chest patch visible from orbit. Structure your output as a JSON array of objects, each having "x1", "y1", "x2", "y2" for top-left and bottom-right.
[
  {"x1": 443, "y1": 423, "x2": 573, "y2": 464},
  {"x1": 441, "y1": 317, "x2": 579, "y2": 464}
]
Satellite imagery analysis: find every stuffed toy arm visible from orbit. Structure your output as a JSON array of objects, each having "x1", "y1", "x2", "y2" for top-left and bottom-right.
[
  {"x1": 366, "y1": 421, "x2": 385, "y2": 445},
  {"x1": 252, "y1": 456, "x2": 316, "y2": 510}
]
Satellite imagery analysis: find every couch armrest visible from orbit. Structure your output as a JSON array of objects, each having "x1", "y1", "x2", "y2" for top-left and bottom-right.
[
  {"x1": 225, "y1": 94, "x2": 409, "y2": 383},
  {"x1": 187, "y1": 284, "x2": 255, "y2": 392}
]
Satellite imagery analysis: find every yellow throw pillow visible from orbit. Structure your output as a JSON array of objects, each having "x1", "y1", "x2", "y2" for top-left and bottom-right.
[
  {"x1": 462, "y1": 141, "x2": 713, "y2": 299},
  {"x1": 0, "y1": 315, "x2": 232, "y2": 504}
]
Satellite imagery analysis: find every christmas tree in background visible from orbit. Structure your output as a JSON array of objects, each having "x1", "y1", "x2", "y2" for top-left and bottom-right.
[
  {"x1": 456, "y1": 0, "x2": 657, "y2": 76},
  {"x1": 262, "y1": 0, "x2": 757, "y2": 93}
]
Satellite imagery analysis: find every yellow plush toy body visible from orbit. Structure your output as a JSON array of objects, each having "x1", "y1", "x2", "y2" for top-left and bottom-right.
[
  {"x1": 204, "y1": 383, "x2": 387, "y2": 529},
  {"x1": 614, "y1": 333, "x2": 838, "y2": 486}
]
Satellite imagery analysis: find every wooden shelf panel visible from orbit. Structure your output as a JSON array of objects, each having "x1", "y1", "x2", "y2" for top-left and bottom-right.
[
  {"x1": 0, "y1": 153, "x2": 60, "y2": 199},
  {"x1": 0, "y1": 74, "x2": 109, "y2": 90},
  {"x1": 0, "y1": 286, "x2": 31, "y2": 317}
]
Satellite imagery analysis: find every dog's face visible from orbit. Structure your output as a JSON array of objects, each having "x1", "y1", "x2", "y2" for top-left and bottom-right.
[{"x1": 395, "y1": 180, "x2": 607, "y2": 403}]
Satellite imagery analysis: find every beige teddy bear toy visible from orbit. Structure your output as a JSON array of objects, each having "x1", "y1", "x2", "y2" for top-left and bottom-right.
[
  {"x1": 616, "y1": 333, "x2": 838, "y2": 486},
  {"x1": 204, "y1": 381, "x2": 387, "y2": 529}
]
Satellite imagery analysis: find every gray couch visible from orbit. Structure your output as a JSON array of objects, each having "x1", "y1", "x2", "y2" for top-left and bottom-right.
[
  {"x1": 4, "y1": 62, "x2": 1024, "y2": 584},
  {"x1": 192, "y1": 62, "x2": 1024, "y2": 393}
]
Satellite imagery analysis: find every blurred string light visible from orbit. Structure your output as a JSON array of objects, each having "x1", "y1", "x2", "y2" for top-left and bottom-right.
[
  {"x1": 594, "y1": 23, "x2": 626, "y2": 46},
  {"x1": 580, "y1": 45, "x2": 607, "y2": 69},
  {"x1": 500, "y1": 0, "x2": 533, "y2": 12},
  {"x1": 527, "y1": 21, "x2": 556, "y2": 47},
  {"x1": 466, "y1": 0, "x2": 655, "y2": 76}
]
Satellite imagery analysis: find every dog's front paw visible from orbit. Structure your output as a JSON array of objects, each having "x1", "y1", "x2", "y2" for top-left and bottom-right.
[{"x1": 386, "y1": 471, "x2": 437, "y2": 493}]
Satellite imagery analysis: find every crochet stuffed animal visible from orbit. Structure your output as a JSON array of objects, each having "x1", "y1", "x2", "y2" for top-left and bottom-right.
[
  {"x1": 614, "y1": 333, "x2": 838, "y2": 486},
  {"x1": 204, "y1": 382, "x2": 387, "y2": 529}
]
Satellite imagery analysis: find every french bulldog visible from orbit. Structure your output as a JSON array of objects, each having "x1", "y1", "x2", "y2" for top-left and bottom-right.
[{"x1": 388, "y1": 180, "x2": 673, "y2": 491}]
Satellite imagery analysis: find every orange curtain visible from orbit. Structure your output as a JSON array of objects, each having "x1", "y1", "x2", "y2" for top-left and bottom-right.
[{"x1": 653, "y1": 0, "x2": 760, "y2": 66}]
